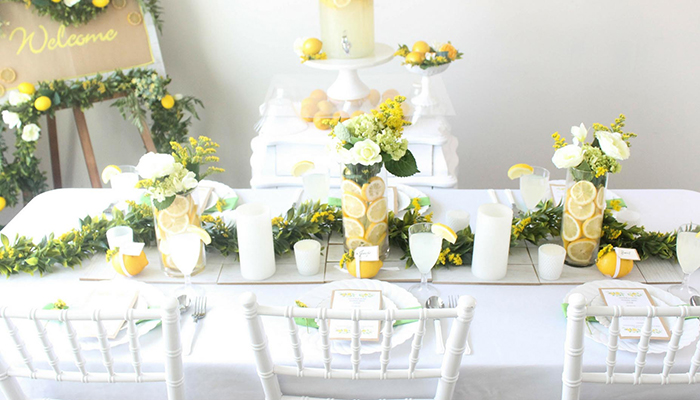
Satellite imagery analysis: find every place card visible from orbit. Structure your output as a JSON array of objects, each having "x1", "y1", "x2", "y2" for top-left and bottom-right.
[
  {"x1": 354, "y1": 246, "x2": 379, "y2": 262},
  {"x1": 615, "y1": 247, "x2": 641, "y2": 261},
  {"x1": 329, "y1": 289, "x2": 382, "y2": 341},
  {"x1": 598, "y1": 288, "x2": 671, "y2": 341}
]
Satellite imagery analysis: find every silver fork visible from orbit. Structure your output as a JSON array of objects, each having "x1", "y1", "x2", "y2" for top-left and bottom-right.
[
  {"x1": 449, "y1": 295, "x2": 472, "y2": 355},
  {"x1": 184, "y1": 296, "x2": 207, "y2": 355}
]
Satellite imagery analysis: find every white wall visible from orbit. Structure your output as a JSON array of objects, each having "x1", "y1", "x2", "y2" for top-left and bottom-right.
[{"x1": 3, "y1": 0, "x2": 700, "y2": 224}]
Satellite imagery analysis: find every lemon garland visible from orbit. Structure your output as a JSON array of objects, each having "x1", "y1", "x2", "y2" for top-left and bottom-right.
[{"x1": 0, "y1": 68, "x2": 203, "y2": 210}]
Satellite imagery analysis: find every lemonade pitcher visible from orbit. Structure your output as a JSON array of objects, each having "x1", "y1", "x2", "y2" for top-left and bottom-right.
[{"x1": 319, "y1": 0, "x2": 375, "y2": 59}]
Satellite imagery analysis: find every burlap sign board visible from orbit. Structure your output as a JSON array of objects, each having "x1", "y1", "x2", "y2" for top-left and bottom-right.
[{"x1": 0, "y1": 0, "x2": 163, "y2": 93}]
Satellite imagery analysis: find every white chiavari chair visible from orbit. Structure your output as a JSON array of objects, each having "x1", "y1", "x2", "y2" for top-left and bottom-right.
[
  {"x1": 240, "y1": 292, "x2": 476, "y2": 400},
  {"x1": 0, "y1": 296, "x2": 185, "y2": 400},
  {"x1": 562, "y1": 293, "x2": 700, "y2": 400}
]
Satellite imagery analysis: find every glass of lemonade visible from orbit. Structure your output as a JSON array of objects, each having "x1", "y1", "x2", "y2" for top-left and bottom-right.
[
  {"x1": 520, "y1": 166, "x2": 550, "y2": 211},
  {"x1": 170, "y1": 232, "x2": 206, "y2": 299},
  {"x1": 408, "y1": 223, "x2": 442, "y2": 302},
  {"x1": 668, "y1": 223, "x2": 700, "y2": 301}
]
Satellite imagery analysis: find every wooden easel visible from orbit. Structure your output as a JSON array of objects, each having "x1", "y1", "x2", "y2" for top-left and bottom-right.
[{"x1": 46, "y1": 94, "x2": 157, "y2": 189}]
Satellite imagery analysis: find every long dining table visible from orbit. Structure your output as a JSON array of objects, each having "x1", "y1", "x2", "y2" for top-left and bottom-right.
[{"x1": 1, "y1": 187, "x2": 699, "y2": 400}]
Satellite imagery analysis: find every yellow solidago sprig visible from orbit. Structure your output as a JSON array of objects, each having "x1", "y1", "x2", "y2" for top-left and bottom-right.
[
  {"x1": 598, "y1": 244, "x2": 614, "y2": 259},
  {"x1": 171, "y1": 136, "x2": 224, "y2": 180},
  {"x1": 551, "y1": 132, "x2": 567, "y2": 149}
]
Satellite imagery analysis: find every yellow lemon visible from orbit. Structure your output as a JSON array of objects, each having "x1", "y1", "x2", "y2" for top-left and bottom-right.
[
  {"x1": 382, "y1": 89, "x2": 399, "y2": 102},
  {"x1": 161, "y1": 94, "x2": 175, "y2": 109},
  {"x1": 51, "y1": 0, "x2": 61, "y2": 2},
  {"x1": 566, "y1": 239, "x2": 597, "y2": 265},
  {"x1": 431, "y1": 223, "x2": 457, "y2": 244},
  {"x1": 361, "y1": 176, "x2": 385, "y2": 202},
  {"x1": 412, "y1": 40, "x2": 431, "y2": 54},
  {"x1": 596, "y1": 187, "x2": 606, "y2": 210},
  {"x1": 332, "y1": 110, "x2": 350, "y2": 122},
  {"x1": 562, "y1": 213, "x2": 582, "y2": 242},
  {"x1": 405, "y1": 51, "x2": 426, "y2": 65},
  {"x1": 343, "y1": 217, "x2": 365, "y2": 239},
  {"x1": 101, "y1": 164, "x2": 121, "y2": 184},
  {"x1": 34, "y1": 96, "x2": 52, "y2": 111},
  {"x1": 582, "y1": 214, "x2": 604, "y2": 240},
  {"x1": 365, "y1": 222, "x2": 388, "y2": 244},
  {"x1": 596, "y1": 251, "x2": 633, "y2": 279},
  {"x1": 566, "y1": 197, "x2": 595, "y2": 221},
  {"x1": 313, "y1": 111, "x2": 332, "y2": 130},
  {"x1": 346, "y1": 237, "x2": 372, "y2": 250},
  {"x1": 351, "y1": 110, "x2": 365, "y2": 118},
  {"x1": 347, "y1": 258, "x2": 383, "y2": 279},
  {"x1": 317, "y1": 100, "x2": 335, "y2": 114},
  {"x1": 439, "y1": 43, "x2": 458, "y2": 60},
  {"x1": 310, "y1": 89, "x2": 327, "y2": 101},
  {"x1": 302, "y1": 38, "x2": 323, "y2": 56},
  {"x1": 187, "y1": 225, "x2": 211, "y2": 245},
  {"x1": 301, "y1": 97, "x2": 317, "y2": 109},
  {"x1": 0, "y1": 196, "x2": 6, "y2": 212},
  {"x1": 507, "y1": 163, "x2": 534, "y2": 180},
  {"x1": 341, "y1": 179, "x2": 363, "y2": 197},
  {"x1": 570, "y1": 181, "x2": 597, "y2": 205},
  {"x1": 291, "y1": 160, "x2": 315, "y2": 177},
  {"x1": 164, "y1": 195, "x2": 192, "y2": 218},
  {"x1": 17, "y1": 82, "x2": 35, "y2": 95},
  {"x1": 367, "y1": 89, "x2": 380, "y2": 106},
  {"x1": 300, "y1": 104, "x2": 318, "y2": 122},
  {"x1": 342, "y1": 193, "x2": 367, "y2": 219},
  {"x1": 112, "y1": 251, "x2": 149, "y2": 276},
  {"x1": 366, "y1": 197, "x2": 388, "y2": 223},
  {"x1": 93, "y1": 0, "x2": 110, "y2": 7}
]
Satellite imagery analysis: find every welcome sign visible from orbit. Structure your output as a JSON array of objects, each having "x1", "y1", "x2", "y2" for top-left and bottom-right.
[{"x1": 0, "y1": 0, "x2": 158, "y2": 90}]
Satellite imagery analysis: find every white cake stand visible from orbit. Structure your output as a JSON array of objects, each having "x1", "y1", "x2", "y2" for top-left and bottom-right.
[
  {"x1": 304, "y1": 43, "x2": 394, "y2": 101},
  {"x1": 405, "y1": 63, "x2": 450, "y2": 107}
]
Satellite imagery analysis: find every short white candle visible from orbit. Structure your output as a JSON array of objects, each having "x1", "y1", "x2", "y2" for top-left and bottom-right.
[
  {"x1": 613, "y1": 209, "x2": 641, "y2": 226},
  {"x1": 236, "y1": 203, "x2": 276, "y2": 281},
  {"x1": 446, "y1": 210, "x2": 470, "y2": 232},
  {"x1": 106, "y1": 226, "x2": 133, "y2": 249},
  {"x1": 294, "y1": 239, "x2": 322, "y2": 276},
  {"x1": 471, "y1": 204, "x2": 513, "y2": 280},
  {"x1": 537, "y1": 244, "x2": 566, "y2": 281}
]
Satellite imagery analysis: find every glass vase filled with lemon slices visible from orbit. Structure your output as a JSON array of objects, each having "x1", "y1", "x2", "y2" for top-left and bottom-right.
[
  {"x1": 341, "y1": 162, "x2": 389, "y2": 259},
  {"x1": 561, "y1": 166, "x2": 607, "y2": 267},
  {"x1": 319, "y1": 0, "x2": 375, "y2": 59},
  {"x1": 153, "y1": 193, "x2": 207, "y2": 277}
]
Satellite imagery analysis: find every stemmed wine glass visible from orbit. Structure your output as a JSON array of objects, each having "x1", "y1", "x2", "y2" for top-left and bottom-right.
[
  {"x1": 669, "y1": 223, "x2": 700, "y2": 301},
  {"x1": 408, "y1": 223, "x2": 442, "y2": 303},
  {"x1": 520, "y1": 166, "x2": 550, "y2": 211},
  {"x1": 171, "y1": 232, "x2": 206, "y2": 302}
]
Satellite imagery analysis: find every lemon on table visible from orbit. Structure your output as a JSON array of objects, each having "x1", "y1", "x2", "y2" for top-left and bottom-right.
[
  {"x1": 302, "y1": 38, "x2": 323, "y2": 56},
  {"x1": 582, "y1": 214, "x2": 604, "y2": 239},
  {"x1": 365, "y1": 222, "x2": 388, "y2": 244},
  {"x1": 0, "y1": 196, "x2": 6, "y2": 212},
  {"x1": 507, "y1": 163, "x2": 534, "y2": 180},
  {"x1": 299, "y1": 104, "x2": 317, "y2": 122},
  {"x1": 366, "y1": 197, "x2": 388, "y2": 223},
  {"x1": 34, "y1": 96, "x2": 52, "y2": 111},
  {"x1": 431, "y1": 223, "x2": 457, "y2": 244},
  {"x1": 562, "y1": 213, "x2": 582, "y2": 242},
  {"x1": 361, "y1": 176, "x2": 385, "y2": 202},
  {"x1": 566, "y1": 239, "x2": 597, "y2": 264},
  {"x1": 17, "y1": 82, "x2": 35, "y2": 95},
  {"x1": 405, "y1": 51, "x2": 426, "y2": 65},
  {"x1": 313, "y1": 111, "x2": 332, "y2": 130},
  {"x1": 161, "y1": 94, "x2": 175, "y2": 109},
  {"x1": 343, "y1": 217, "x2": 365, "y2": 239},
  {"x1": 412, "y1": 40, "x2": 431, "y2": 54},
  {"x1": 596, "y1": 251, "x2": 633, "y2": 279},
  {"x1": 310, "y1": 89, "x2": 327, "y2": 101},
  {"x1": 382, "y1": 89, "x2": 399, "y2": 102},
  {"x1": 158, "y1": 212, "x2": 189, "y2": 235},
  {"x1": 566, "y1": 197, "x2": 595, "y2": 221},
  {"x1": 101, "y1": 164, "x2": 121, "y2": 184},
  {"x1": 341, "y1": 179, "x2": 363, "y2": 197},
  {"x1": 291, "y1": 160, "x2": 315, "y2": 177},
  {"x1": 342, "y1": 193, "x2": 367, "y2": 219},
  {"x1": 596, "y1": 187, "x2": 606, "y2": 210},
  {"x1": 570, "y1": 181, "x2": 597, "y2": 205},
  {"x1": 346, "y1": 237, "x2": 372, "y2": 250},
  {"x1": 347, "y1": 258, "x2": 383, "y2": 279},
  {"x1": 163, "y1": 195, "x2": 191, "y2": 218},
  {"x1": 317, "y1": 100, "x2": 335, "y2": 114},
  {"x1": 112, "y1": 251, "x2": 148, "y2": 276},
  {"x1": 187, "y1": 225, "x2": 211, "y2": 245}
]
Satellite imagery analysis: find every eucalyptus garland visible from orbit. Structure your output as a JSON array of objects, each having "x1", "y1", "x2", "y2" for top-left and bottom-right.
[{"x1": 0, "y1": 68, "x2": 203, "y2": 209}]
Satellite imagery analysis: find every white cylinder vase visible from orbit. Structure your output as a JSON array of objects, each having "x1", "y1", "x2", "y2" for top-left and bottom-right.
[
  {"x1": 237, "y1": 203, "x2": 276, "y2": 281},
  {"x1": 471, "y1": 203, "x2": 513, "y2": 280}
]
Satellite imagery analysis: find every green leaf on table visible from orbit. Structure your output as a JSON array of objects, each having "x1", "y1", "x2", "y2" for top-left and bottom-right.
[{"x1": 384, "y1": 150, "x2": 419, "y2": 177}]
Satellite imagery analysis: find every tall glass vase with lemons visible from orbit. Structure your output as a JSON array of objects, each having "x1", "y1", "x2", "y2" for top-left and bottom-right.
[
  {"x1": 551, "y1": 117, "x2": 636, "y2": 267},
  {"x1": 329, "y1": 97, "x2": 418, "y2": 265},
  {"x1": 136, "y1": 137, "x2": 224, "y2": 277}
]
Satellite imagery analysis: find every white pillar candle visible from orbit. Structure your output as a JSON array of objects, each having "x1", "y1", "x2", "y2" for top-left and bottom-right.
[
  {"x1": 237, "y1": 203, "x2": 276, "y2": 281},
  {"x1": 471, "y1": 204, "x2": 513, "y2": 280},
  {"x1": 293, "y1": 239, "x2": 322, "y2": 276},
  {"x1": 537, "y1": 244, "x2": 566, "y2": 281},
  {"x1": 446, "y1": 210, "x2": 470, "y2": 232}
]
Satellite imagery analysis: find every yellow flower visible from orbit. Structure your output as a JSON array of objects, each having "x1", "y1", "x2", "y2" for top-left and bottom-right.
[
  {"x1": 411, "y1": 198, "x2": 422, "y2": 211},
  {"x1": 598, "y1": 244, "x2": 614, "y2": 259},
  {"x1": 609, "y1": 199, "x2": 623, "y2": 212},
  {"x1": 201, "y1": 215, "x2": 216, "y2": 223},
  {"x1": 438, "y1": 248, "x2": 451, "y2": 265},
  {"x1": 271, "y1": 216, "x2": 287, "y2": 228}
]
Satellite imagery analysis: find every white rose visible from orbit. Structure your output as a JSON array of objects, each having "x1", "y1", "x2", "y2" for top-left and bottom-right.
[
  {"x1": 293, "y1": 37, "x2": 309, "y2": 57},
  {"x1": 571, "y1": 123, "x2": 588, "y2": 145},
  {"x1": 595, "y1": 131, "x2": 630, "y2": 160},
  {"x1": 8, "y1": 91, "x2": 31, "y2": 106},
  {"x1": 174, "y1": 94, "x2": 183, "y2": 101},
  {"x1": 136, "y1": 152, "x2": 176, "y2": 180},
  {"x1": 551, "y1": 145, "x2": 584, "y2": 169},
  {"x1": 350, "y1": 139, "x2": 382, "y2": 166},
  {"x1": 425, "y1": 52, "x2": 436, "y2": 61},
  {"x1": 1, "y1": 111, "x2": 21, "y2": 129},
  {"x1": 182, "y1": 171, "x2": 198, "y2": 190},
  {"x1": 64, "y1": 0, "x2": 81, "y2": 6},
  {"x1": 21, "y1": 124, "x2": 40, "y2": 142}
]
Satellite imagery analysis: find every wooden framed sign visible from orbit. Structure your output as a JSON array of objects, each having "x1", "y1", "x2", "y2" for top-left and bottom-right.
[{"x1": 0, "y1": 0, "x2": 164, "y2": 92}]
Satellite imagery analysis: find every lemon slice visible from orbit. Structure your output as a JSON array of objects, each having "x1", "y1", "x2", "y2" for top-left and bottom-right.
[
  {"x1": 366, "y1": 197, "x2": 388, "y2": 223},
  {"x1": 361, "y1": 177, "x2": 385, "y2": 202},
  {"x1": 101, "y1": 165, "x2": 121, "y2": 184},
  {"x1": 342, "y1": 193, "x2": 367, "y2": 219},
  {"x1": 595, "y1": 187, "x2": 606, "y2": 209},
  {"x1": 562, "y1": 213, "x2": 582, "y2": 242},
  {"x1": 333, "y1": 0, "x2": 351, "y2": 7},
  {"x1": 187, "y1": 225, "x2": 212, "y2": 245},
  {"x1": 346, "y1": 237, "x2": 372, "y2": 250},
  {"x1": 507, "y1": 163, "x2": 534, "y2": 180},
  {"x1": 291, "y1": 160, "x2": 315, "y2": 177},
  {"x1": 365, "y1": 222, "x2": 388, "y2": 244},
  {"x1": 343, "y1": 217, "x2": 365, "y2": 239},
  {"x1": 566, "y1": 197, "x2": 595, "y2": 221},
  {"x1": 566, "y1": 239, "x2": 597, "y2": 264},
  {"x1": 158, "y1": 212, "x2": 189, "y2": 235},
  {"x1": 570, "y1": 181, "x2": 597, "y2": 205},
  {"x1": 431, "y1": 223, "x2": 457, "y2": 244},
  {"x1": 582, "y1": 214, "x2": 603, "y2": 239},
  {"x1": 163, "y1": 195, "x2": 191, "y2": 218},
  {"x1": 341, "y1": 179, "x2": 363, "y2": 197}
]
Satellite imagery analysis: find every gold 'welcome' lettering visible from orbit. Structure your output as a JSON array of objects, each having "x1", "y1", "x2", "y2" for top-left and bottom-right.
[{"x1": 10, "y1": 25, "x2": 119, "y2": 55}]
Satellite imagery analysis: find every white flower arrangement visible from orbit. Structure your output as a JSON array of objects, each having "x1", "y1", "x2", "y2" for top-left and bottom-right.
[
  {"x1": 1, "y1": 110, "x2": 21, "y2": 129},
  {"x1": 8, "y1": 91, "x2": 31, "y2": 107},
  {"x1": 21, "y1": 124, "x2": 40, "y2": 142}
]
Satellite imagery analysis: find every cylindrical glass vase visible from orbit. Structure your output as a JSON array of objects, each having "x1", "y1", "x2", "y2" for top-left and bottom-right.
[
  {"x1": 153, "y1": 193, "x2": 206, "y2": 277},
  {"x1": 319, "y1": 0, "x2": 375, "y2": 59},
  {"x1": 561, "y1": 166, "x2": 608, "y2": 267},
  {"x1": 340, "y1": 162, "x2": 389, "y2": 259}
]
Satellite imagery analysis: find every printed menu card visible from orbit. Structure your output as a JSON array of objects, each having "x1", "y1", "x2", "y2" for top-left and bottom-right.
[
  {"x1": 329, "y1": 289, "x2": 383, "y2": 341},
  {"x1": 598, "y1": 288, "x2": 671, "y2": 341}
]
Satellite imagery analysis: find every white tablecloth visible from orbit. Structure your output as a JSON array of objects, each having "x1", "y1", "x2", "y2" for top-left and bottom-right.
[{"x1": 1, "y1": 188, "x2": 700, "y2": 400}]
